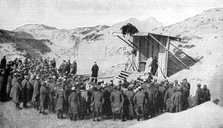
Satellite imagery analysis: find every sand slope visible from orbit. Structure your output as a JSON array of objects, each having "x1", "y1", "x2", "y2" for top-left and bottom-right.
[{"x1": 130, "y1": 101, "x2": 223, "y2": 128}]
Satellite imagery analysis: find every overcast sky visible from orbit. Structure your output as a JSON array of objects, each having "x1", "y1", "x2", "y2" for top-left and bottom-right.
[{"x1": 0, "y1": 0, "x2": 223, "y2": 30}]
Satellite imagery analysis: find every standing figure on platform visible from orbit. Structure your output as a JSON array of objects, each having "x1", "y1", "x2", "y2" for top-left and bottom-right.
[
  {"x1": 91, "y1": 62, "x2": 99, "y2": 84},
  {"x1": 150, "y1": 57, "x2": 158, "y2": 76}
]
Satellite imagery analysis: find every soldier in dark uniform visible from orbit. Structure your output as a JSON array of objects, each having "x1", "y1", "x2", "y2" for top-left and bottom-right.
[
  {"x1": 91, "y1": 62, "x2": 99, "y2": 84},
  {"x1": 145, "y1": 83, "x2": 155, "y2": 118},
  {"x1": 12, "y1": 76, "x2": 22, "y2": 109},
  {"x1": 171, "y1": 86, "x2": 183, "y2": 112},
  {"x1": 150, "y1": 57, "x2": 158, "y2": 76},
  {"x1": 164, "y1": 82, "x2": 174, "y2": 112},
  {"x1": 0, "y1": 69, "x2": 5, "y2": 101},
  {"x1": 79, "y1": 85, "x2": 88, "y2": 119},
  {"x1": 65, "y1": 61, "x2": 71, "y2": 74},
  {"x1": 103, "y1": 85, "x2": 112, "y2": 118},
  {"x1": 70, "y1": 60, "x2": 77, "y2": 75},
  {"x1": 68, "y1": 86, "x2": 80, "y2": 121},
  {"x1": 91, "y1": 86, "x2": 104, "y2": 121},
  {"x1": 51, "y1": 58, "x2": 56, "y2": 68},
  {"x1": 55, "y1": 84, "x2": 67, "y2": 119},
  {"x1": 182, "y1": 79, "x2": 190, "y2": 110},
  {"x1": 48, "y1": 77, "x2": 55, "y2": 113},
  {"x1": 32, "y1": 76, "x2": 41, "y2": 110},
  {"x1": 39, "y1": 81, "x2": 47, "y2": 114},
  {"x1": 202, "y1": 85, "x2": 211, "y2": 102},
  {"x1": 110, "y1": 85, "x2": 124, "y2": 120},
  {"x1": 1, "y1": 56, "x2": 6, "y2": 69},
  {"x1": 133, "y1": 86, "x2": 146, "y2": 121},
  {"x1": 62, "y1": 80, "x2": 69, "y2": 115},
  {"x1": 157, "y1": 82, "x2": 166, "y2": 113},
  {"x1": 150, "y1": 80, "x2": 158, "y2": 115},
  {"x1": 124, "y1": 85, "x2": 134, "y2": 120},
  {"x1": 195, "y1": 83, "x2": 203, "y2": 105},
  {"x1": 87, "y1": 85, "x2": 93, "y2": 113},
  {"x1": 21, "y1": 75, "x2": 31, "y2": 108}
]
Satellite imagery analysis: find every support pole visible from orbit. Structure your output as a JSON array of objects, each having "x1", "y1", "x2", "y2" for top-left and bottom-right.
[
  {"x1": 127, "y1": 39, "x2": 140, "y2": 49},
  {"x1": 169, "y1": 42, "x2": 197, "y2": 63},
  {"x1": 165, "y1": 36, "x2": 170, "y2": 77},
  {"x1": 158, "y1": 64, "x2": 166, "y2": 79},
  {"x1": 117, "y1": 35, "x2": 133, "y2": 48},
  {"x1": 148, "y1": 33, "x2": 189, "y2": 69}
]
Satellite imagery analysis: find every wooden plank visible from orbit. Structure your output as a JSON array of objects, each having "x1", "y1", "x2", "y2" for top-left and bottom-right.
[
  {"x1": 148, "y1": 33, "x2": 189, "y2": 69},
  {"x1": 158, "y1": 64, "x2": 166, "y2": 79},
  {"x1": 127, "y1": 39, "x2": 140, "y2": 49},
  {"x1": 121, "y1": 70, "x2": 131, "y2": 74},
  {"x1": 134, "y1": 36, "x2": 140, "y2": 71},
  {"x1": 169, "y1": 42, "x2": 197, "y2": 63},
  {"x1": 118, "y1": 74, "x2": 126, "y2": 79},
  {"x1": 157, "y1": 36, "x2": 166, "y2": 78},
  {"x1": 165, "y1": 36, "x2": 170, "y2": 77},
  {"x1": 117, "y1": 35, "x2": 133, "y2": 48},
  {"x1": 120, "y1": 72, "x2": 129, "y2": 77},
  {"x1": 116, "y1": 76, "x2": 125, "y2": 80},
  {"x1": 98, "y1": 76, "x2": 115, "y2": 79}
]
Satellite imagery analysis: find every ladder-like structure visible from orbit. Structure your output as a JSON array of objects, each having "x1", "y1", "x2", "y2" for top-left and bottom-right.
[{"x1": 116, "y1": 70, "x2": 131, "y2": 80}]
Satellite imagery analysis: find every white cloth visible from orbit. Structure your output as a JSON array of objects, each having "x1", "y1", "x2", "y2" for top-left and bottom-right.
[{"x1": 144, "y1": 57, "x2": 152, "y2": 74}]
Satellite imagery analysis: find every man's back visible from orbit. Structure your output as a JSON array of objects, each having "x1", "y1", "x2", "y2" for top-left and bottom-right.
[{"x1": 134, "y1": 91, "x2": 145, "y2": 105}]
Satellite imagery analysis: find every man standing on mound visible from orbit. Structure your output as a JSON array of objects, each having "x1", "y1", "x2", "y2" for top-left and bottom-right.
[{"x1": 91, "y1": 62, "x2": 99, "y2": 84}]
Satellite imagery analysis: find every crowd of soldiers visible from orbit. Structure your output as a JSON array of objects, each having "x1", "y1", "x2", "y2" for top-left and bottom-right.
[{"x1": 0, "y1": 56, "x2": 211, "y2": 121}]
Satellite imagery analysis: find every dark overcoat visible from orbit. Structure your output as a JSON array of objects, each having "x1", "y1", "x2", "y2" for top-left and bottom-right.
[
  {"x1": 110, "y1": 90, "x2": 123, "y2": 114},
  {"x1": 91, "y1": 64, "x2": 99, "y2": 77},
  {"x1": 32, "y1": 80, "x2": 41, "y2": 102},
  {"x1": 91, "y1": 90, "x2": 104, "y2": 113},
  {"x1": 79, "y1": 89, "x2": 88, "y2": 116},
  {"x1": 68, "y1": 91, "x2": 80, "y2": 115},
  {"x1": 55, "y1": 89, "x2": 66, "y2": 111},
  {"x1": 133, "y1": 90, "x2": 146, "y2": 116},
  {"x1": 172, "y1": 91, "x2": 183, "y2": 112},
  {"x1": 39, "y1": 85, "x2": 47, "y2": 108},
  {"x1": 12, "y1": 81, "x2": 22, "y2": 103},
  {"x1": 124, "y1": 90, "x2": 134, "y2": 117}
]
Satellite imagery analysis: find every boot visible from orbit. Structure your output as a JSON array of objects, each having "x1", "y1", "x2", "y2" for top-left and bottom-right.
[
  {"x1": 73, "y1": 114, "x2": 77, "y2": 121},
  {"x1": 57, "y1": 114, "x2": 60, "y2": 119},
  {"x1": 113, "y1": 113, "x2": 116, "y2": 121},
  {"x1": 96, "y1": 112, "x2": 100, "y2": 121},
  {"x1": 92, "y1": 112, "x2": 96, "y2": 121},
  {"x1": 70, "y1": 115, "x2": 73, "y2": 121},
  {"x1": 121, "y1": 115, "x2": 125, "y2": 121},
  {"x1": 60, "y1": 114, "x2": 63, "y2": 119},
  {"x1": 137, "y1": 116, "x2": 140, "y2": 121}
]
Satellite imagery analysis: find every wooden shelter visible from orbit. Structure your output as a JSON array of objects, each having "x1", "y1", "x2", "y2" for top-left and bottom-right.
[{"x1": 115, "y1": 32, "x2": 194, "y2": 78}]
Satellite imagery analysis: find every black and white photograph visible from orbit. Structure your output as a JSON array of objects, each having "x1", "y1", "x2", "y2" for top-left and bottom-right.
[{"x1": 0, "y1": 0, "x2": 223, "y2": 128}]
